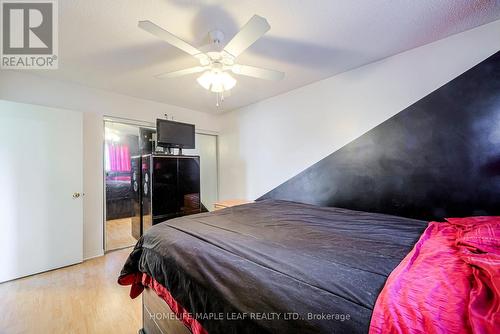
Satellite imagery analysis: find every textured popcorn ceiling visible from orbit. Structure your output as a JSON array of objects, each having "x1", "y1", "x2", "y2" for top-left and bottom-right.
[{"x1": 18, "y1": 0, "x2": 500, "y2": 112}]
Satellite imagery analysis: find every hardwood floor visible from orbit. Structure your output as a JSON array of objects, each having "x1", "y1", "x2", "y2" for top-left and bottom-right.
[
  {"x1": 106, "y1": 217, "x2": 137, "y2": 251},
  {"x1": 0, "y1": 248, "x2": 141, "y2": 334}
]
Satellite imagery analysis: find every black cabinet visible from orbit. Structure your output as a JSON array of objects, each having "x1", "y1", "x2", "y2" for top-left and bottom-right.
[{"x1": 131, "y1": 154, "x2": 201, "y2": 238}]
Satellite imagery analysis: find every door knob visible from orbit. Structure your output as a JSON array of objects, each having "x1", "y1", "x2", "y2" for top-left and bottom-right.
[{"x1": 72, "y1": 192, "x2": 81, "y2": 199}]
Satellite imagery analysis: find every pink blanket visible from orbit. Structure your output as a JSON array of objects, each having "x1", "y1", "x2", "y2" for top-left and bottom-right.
[{"x1": 370, "y1": 216, "x2": 500, "y2": 334}]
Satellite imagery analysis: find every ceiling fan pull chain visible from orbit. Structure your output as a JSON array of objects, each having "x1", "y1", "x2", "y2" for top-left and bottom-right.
[{"x1": 215, "y1": 91, "x2": 226, "y2": 110}]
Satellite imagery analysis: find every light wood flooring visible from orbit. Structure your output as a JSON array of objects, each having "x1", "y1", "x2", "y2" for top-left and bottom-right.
[
  {"x1": 106, "y1": 217, "x2": 137, "y2": 251},
  {"x1": 0, "y1": 248, "x2": 141, "y2": 334}
]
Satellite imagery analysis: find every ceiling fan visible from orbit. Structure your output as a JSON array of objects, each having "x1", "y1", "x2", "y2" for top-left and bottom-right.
[{"x1": 138, "y1": 15, "x2": 284, "y2": 106}]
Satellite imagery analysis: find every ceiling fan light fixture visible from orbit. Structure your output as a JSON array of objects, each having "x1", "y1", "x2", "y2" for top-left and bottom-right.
[
  {"x1": 197, "y1": 70, "x2": 236, "y2": 93},
  {"x1": 196, "y1": 71, "x2": 213, "y2": 90}
]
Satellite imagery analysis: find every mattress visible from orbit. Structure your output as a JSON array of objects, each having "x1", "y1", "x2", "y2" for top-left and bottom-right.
[{"x1": 119, "y1": 200, "x2": 427, "y2": 333}]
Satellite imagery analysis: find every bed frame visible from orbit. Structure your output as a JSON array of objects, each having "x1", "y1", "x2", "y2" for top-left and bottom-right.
[{"x1": 140, "y1": 287, "x2": 190, "y2": 334}]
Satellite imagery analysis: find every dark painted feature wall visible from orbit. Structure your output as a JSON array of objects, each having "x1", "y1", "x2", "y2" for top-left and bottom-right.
[{"x1": 259, "y1": 51, "x2": 500, "y2": 221}]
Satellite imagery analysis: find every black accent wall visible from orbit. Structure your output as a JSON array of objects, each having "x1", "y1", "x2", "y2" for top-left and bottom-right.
[{"x1": 259, "y1": 51, "x2": 500, "y2": 221}]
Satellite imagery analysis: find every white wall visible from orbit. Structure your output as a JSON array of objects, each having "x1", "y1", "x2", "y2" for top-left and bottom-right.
[
  {"x1": 219, "y1": 19, "x2": 500, "y2": 201},
  {"x1": 0, "y1": 74, "x2": 220, "y2": 259}
]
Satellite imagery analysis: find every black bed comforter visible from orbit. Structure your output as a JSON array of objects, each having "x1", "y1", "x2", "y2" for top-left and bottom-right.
[{"x1": 119, "y1": 200, "x2": 427, "y2": 333}]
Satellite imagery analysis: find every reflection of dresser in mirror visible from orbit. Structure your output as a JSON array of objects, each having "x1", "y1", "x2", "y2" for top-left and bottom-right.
[{"x1": 131, "y1": 154, "x2": 201, "y2": 239}]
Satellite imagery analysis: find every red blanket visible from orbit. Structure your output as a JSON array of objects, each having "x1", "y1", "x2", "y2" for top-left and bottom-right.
[
  {"x1": 370, "y1": 216, "x2": 500, "y2": 334},
  {"x1": 119, "y1": 272, "x2": 208, "y2": 334}
]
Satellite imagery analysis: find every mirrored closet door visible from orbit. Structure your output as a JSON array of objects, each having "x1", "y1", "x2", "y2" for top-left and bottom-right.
[{"x1": 104, "y1": 119, "x2": 219, "y2": 252}]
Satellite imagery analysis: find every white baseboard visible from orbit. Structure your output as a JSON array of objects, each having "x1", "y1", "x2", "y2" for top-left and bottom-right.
[{"x1": 83, "y1": 252, "x2": 104, "y2": 261}]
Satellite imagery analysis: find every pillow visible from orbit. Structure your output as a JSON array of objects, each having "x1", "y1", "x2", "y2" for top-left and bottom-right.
[{"x1": 446, "y1": 216, "x2": 500, "y2": 254}]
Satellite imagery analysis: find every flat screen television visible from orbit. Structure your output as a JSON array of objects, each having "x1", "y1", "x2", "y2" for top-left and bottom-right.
[{"x1": 156, "y1": 119, "x2": 195, "y2": 149}]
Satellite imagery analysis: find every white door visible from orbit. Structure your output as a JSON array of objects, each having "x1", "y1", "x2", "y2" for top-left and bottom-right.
[
  {"x1": 184, "y1": 133, "x2": 219, "y2": 211},
  {"x1": 0, "y1": 100, "x2": 83, "y2": 283}
]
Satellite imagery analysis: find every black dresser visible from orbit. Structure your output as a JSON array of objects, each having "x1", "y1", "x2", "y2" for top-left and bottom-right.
[{"x1": 131, "y1": 154, "x2": 201, "y2": 239}]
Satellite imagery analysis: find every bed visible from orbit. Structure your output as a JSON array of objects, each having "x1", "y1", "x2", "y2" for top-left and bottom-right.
[
  {"x1": 119, "y1": 200, "x2": 499, "y2": 333},
  {"x1": 119, "y1": 51, "x2": 500, "y2": 333},
  {"x1": 119, "y1": 200, "x2": 430, "y2": 333}
]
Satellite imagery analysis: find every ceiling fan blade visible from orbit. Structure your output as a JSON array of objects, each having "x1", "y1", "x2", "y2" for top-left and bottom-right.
[
  {"x1": 155, "y1": 66, "x2": 207, "y2": 79},
  {"x1": 231, "y1": 64, "x2": 284, "y2": 80},
  {"x1": 223, "y1": 15, "x2": 270, "y2": 58},
  {"x1": 138, "y1": 20, "x2": 203, "y2": 57}
]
